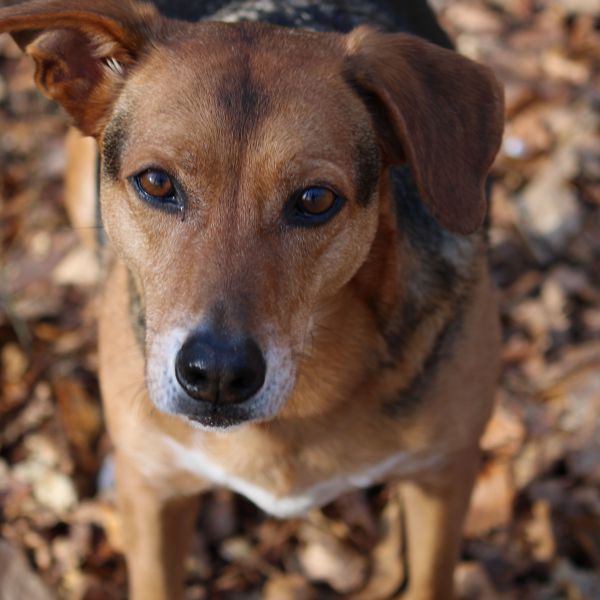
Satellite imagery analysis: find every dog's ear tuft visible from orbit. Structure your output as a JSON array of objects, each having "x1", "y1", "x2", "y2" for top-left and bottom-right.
[
  {"x1": 0, "y1": 0, "x2": 162, "y2": 136},
  {"x1": 345, "y1": 26, "x2": 504, "y2": 235}
]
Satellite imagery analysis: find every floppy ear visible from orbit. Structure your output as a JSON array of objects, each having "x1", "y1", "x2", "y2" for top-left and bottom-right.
[
  {"x1": 345, "y1": 27, "x2": 504, "y2": 234},
  {"x1": 0, "y1": 0, "x2": 161, "y2": 136}
]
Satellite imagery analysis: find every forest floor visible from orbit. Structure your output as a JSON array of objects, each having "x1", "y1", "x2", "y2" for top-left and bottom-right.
[{"x1": 1, "y1": 0, "x2": 599, "y2": 598}]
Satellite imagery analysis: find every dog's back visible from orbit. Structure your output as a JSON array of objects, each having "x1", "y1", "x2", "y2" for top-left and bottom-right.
[{"x1": 151, "y1": 0, "x2": 452, "y2": 45}]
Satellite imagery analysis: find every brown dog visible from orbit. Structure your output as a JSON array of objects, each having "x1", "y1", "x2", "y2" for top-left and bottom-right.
[{"x1": 0, "y1": 1, "x2": 504, "y2": 598}]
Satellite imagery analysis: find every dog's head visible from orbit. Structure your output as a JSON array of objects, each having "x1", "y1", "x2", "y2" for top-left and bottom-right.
[{"x1": 1, "y1": 0, "x2": 503, "y2": 429}]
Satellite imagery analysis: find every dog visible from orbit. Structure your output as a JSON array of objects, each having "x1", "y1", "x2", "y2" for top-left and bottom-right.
[{"x1": 0, "y1": 1, "x2": 504, "y2": 598}]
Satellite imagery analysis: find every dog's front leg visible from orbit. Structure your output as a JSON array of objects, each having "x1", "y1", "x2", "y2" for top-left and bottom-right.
[
  {"x1": 116, "y1": 453, "x2": 200, "y2": 600},
  {"x1": 396, "y1": 447, "x2": 481, "y2": 600}
]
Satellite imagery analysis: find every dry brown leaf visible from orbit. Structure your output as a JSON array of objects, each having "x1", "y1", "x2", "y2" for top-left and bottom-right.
[
  {"x1": 52, "y1": 246, "x2": 100, "y2": 287},
  {"x1": 263, "y1": 574, "x2": 316, "y2": 600},
  {"x1": 455, "y1": 561, "x2": 500, "y2": 600},
  {"x1": 297, "y1": 521, "x2": 368, "y2": 595},
  {"x1": 524, "y1": 500, "x2": 556, "y2": 562},
  {"x1": 54, "y1": 378, "x2": 102, "y2": 476},
  {"x1": 481, "y1": 396, "x2": 526, "y2": 458},
  {"x1": 351, "y1": 489, "x2": 405, "y2": 600},
  {"x1": 1, "y1": 1, "x2": 599, "y2": 598},
  {"x1": 464, "y1": 460, "x2": 514, "y2": 537},
  {"x1": 0, "y1": 540, "x2": 56, "y2": 600}
]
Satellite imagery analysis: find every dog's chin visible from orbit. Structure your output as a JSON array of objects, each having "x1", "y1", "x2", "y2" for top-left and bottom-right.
[{"x1": 165, "y1": 393, "x2": 282, "y2": 431}]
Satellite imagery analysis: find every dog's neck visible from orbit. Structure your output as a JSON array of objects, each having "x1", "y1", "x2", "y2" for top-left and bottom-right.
[{"x1": 338, "y1": 166, "x2": 481, "y2": 416}]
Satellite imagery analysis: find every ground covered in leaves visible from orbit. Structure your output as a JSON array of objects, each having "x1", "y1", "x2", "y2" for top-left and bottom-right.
[{"x1": 1, "y1": 1, "x2": 599, "y2": 598}]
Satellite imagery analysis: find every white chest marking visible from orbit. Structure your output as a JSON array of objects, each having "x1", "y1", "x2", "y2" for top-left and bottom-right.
[{"x1": 139, "y1": 435, "x2": 446, "y2": 518}]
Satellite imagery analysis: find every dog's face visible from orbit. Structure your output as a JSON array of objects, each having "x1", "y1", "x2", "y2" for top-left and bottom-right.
[
  {"x1": 0, "y1": 1, "x2": 504, "y2": 429},
  {"x1": 101, "y1": 26, "x2": 382, "y2": 427}
]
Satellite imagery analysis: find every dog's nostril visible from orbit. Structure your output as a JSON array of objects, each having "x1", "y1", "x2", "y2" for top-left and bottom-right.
[
  {"x1": 229, "y1": 375, "x2": 250, "y2": 390},
  {"x1": 175, "y1": 332, "x2": 266, "y2": 405},
  {"x1": 174, "y1": 359, "x2": 210, "y2": 394},
  {"x1": 193, "y1": 371, "x2": 209, "y2": 384},
  {"x1": 227, "y1": 366, "x2": 263, "y2": 393}
]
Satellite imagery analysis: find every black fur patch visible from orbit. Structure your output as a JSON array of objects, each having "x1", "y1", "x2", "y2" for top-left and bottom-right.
[
  {"x1": 373, "y1": 166, "x2": 479, "y2": 415},
  {"x1": 102, "y1": 112, "x2": 128, "y2": 181},
  {"x1": 382, "y1": 309, "x2": 463, "y2": 418},
  {"x1": 215, "y1": 28, "x2": 270, "y2": 141},
  {"x1": 353, "y1": 133, "x2": 381, "y2": 206},
  {"x1": 150, "y1": 0, "x2": 454, "y2": 44},
  {"x1": 378, "y1": 166, "x2": 461, "y2": 355}
]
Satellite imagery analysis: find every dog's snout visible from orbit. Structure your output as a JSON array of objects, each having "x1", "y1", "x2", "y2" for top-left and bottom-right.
[{"x1": 175, "y1": 332, "x2": 266, "y2": 405}]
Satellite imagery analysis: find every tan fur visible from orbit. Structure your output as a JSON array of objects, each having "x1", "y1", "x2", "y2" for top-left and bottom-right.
[
  {"x1": 0, "y1": 2, "x2": 504, "y2": 598},
  {"x1": 64, "y1": 129, "x2": 98, "y2": 250}
]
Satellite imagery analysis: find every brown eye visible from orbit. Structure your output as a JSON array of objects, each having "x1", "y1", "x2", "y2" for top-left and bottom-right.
[
  {"x1": 137, "y1": 169, "x2": 175, "y2": 198},
  {"x1": 297, "y1": 187, "x2": 337, "y2": 215},
  {"x1": 286, "y1": 186, "x2": 344, "y2": 226},
  {"x1": 131, "y1": 168, "x2": 183, "y2": 211}
]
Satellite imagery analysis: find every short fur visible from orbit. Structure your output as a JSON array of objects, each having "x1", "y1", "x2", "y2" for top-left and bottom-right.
[{"x1": 0, "y1": 1, "x2": 504, "y2": 598}]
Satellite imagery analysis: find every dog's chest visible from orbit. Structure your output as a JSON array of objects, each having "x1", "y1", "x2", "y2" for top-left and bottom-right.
[{"x1": 135, "y1": 432, "x2": 446, "y2": 518}]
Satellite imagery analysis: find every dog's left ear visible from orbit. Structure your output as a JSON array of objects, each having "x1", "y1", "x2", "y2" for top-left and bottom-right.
[
  {"x1": 345, "y1": 27, "x2": 504, "y2": 234},
  {"x1": 0, "y1": 0, "x2": 161, "y2": 136}
]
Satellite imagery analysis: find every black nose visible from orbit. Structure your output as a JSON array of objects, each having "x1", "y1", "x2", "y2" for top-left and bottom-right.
[{"x1": 175, "y1": 331, "x2": 266, "y2": 405}]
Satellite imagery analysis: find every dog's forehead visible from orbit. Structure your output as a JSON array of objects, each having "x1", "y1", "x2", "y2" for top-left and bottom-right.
[
  {"x1": 165, "y1": 21, "x2": 346, "y2": 74},
  {"x1": 120, "y1": 23, "x2": 354, "y2": 139},
  {"x1": 105, "y1": 22, "x2": 372, "y2": 186}
]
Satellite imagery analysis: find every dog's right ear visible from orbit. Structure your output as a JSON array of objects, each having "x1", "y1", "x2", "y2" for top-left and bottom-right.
[{"x1": 0, "y1": 0, "x2": 161, "y2": 136}]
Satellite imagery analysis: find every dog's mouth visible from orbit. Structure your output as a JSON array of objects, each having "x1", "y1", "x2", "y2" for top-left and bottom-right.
[
  {"x1": 167, "y1": 395, "x2": 271, "y2": 430},
  {"x1": 146, "y1": 328, "x2": 297, "y2": 430}
]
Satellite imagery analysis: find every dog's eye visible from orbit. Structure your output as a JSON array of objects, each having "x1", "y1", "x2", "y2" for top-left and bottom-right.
[
  {"x1": 287, "y1": 186, "x2": 344, "y2": 226},
  {"x1": 298, "y1": 187, "x2": 336, "y2": 215},
  {"x1": 131, "y1": 168, "x2": 182, "y2": 210},
  {"x1": 138, "y1": 170, "x2": 174, "y2": 198}
]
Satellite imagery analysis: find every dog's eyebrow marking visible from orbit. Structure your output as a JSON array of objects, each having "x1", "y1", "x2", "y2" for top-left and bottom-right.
[
  {"x1": 102, "y1": 111, "x2": 128, "y2": 181},
  {"x1": 215, "y1": 29, "x2": 270, "y2": 140},
  {"x1": 341, "y1": 73, "x2": 383, "y2": 205},
  {"x1": 353, "y1": 131, "x2": 381, "y2": 206},
  {"x1": 217, "y1": 64, "x2": 264, "y2": 138}
]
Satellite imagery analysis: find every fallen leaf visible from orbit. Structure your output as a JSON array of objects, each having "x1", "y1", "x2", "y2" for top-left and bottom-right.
[
  {"x1": 464, "y1": 461, "x2": 514, "y2": 537},
  {"x1": 297, "y1": 521, "x2": 368, "y2": 595},
  {"x1": 263, "y1": 574, "x2": 315, "y2": 600},
  {"x1": 0, "y1": 539, "x2": 56, "y2": 600}
]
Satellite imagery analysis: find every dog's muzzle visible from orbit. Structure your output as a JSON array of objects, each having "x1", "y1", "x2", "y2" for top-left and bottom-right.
[{"x1": 148, "y1": 324, "x2": 295, "y2": 429}]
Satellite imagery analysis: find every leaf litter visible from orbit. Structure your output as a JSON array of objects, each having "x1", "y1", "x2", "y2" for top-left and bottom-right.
[{"x1": 1, "y1": 1, "x2": 599, "y2": 598}]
